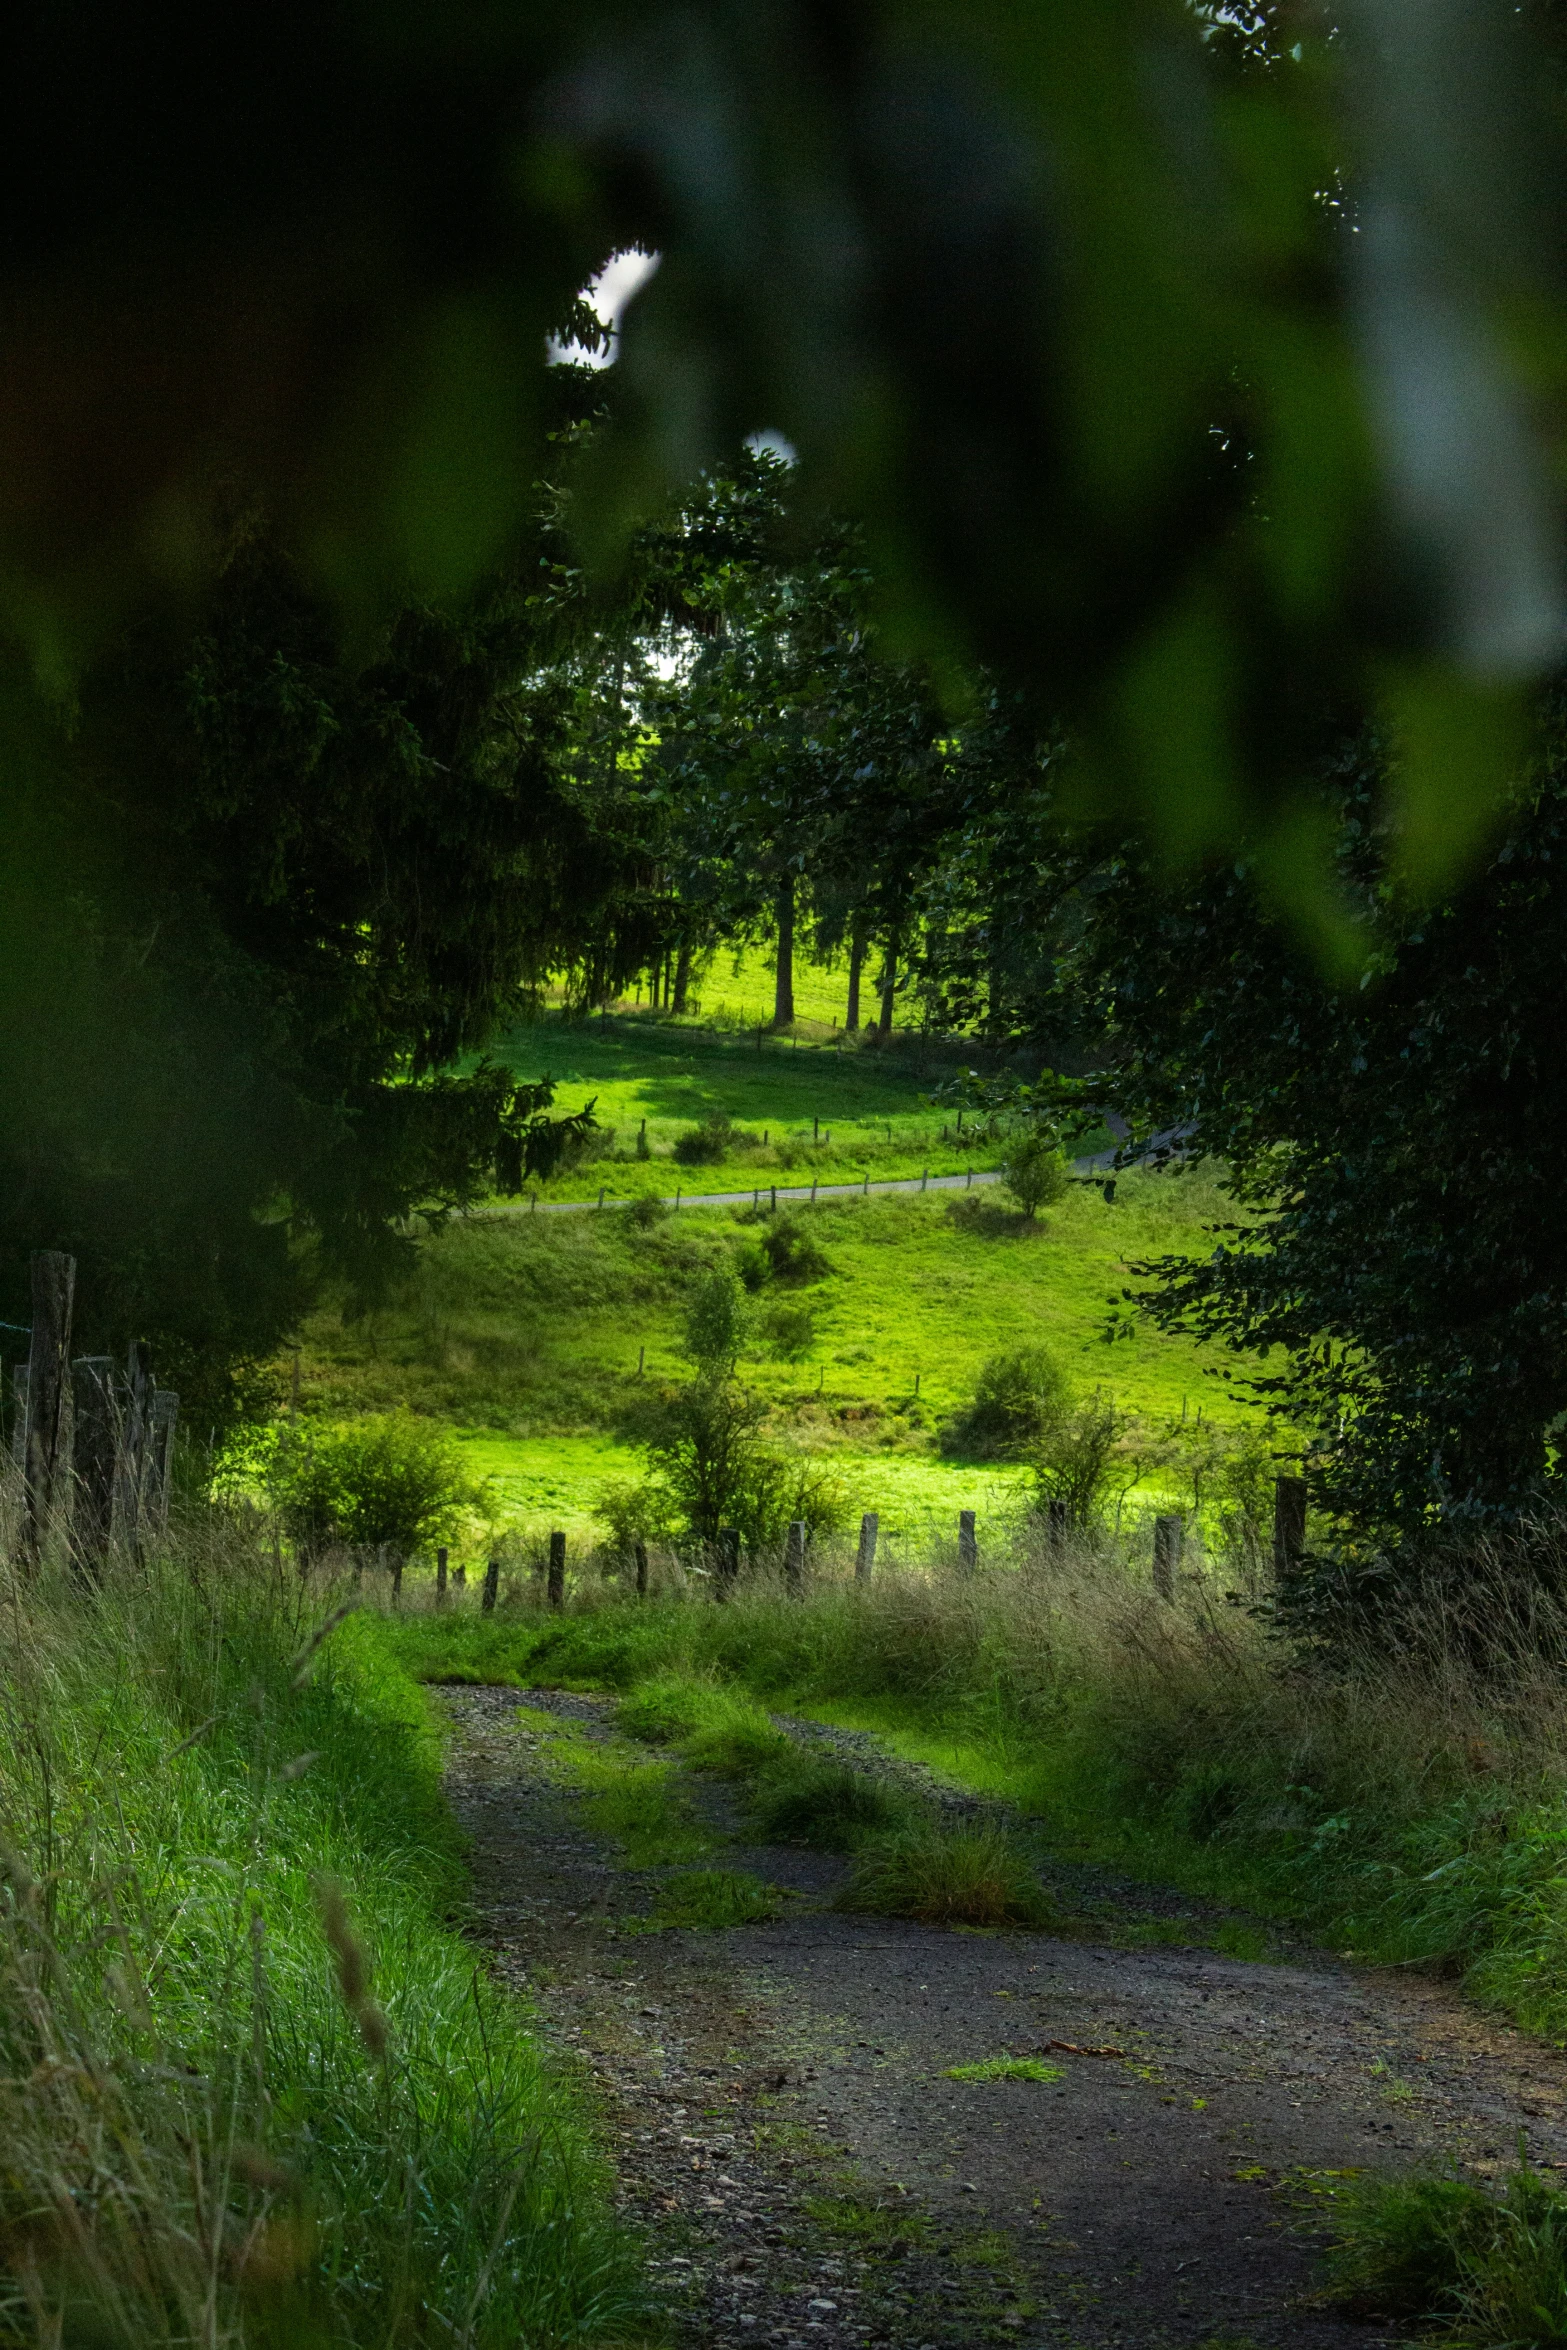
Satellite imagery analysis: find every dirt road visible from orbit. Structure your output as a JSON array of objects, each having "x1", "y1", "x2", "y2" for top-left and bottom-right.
[{"x1": 438, "y1": 1685, "x2": 1567, "y2": 2350}]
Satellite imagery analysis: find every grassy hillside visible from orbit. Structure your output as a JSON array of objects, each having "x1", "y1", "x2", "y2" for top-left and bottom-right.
[
  {"x1": 482, "y1": 1003, "x2": 1100, "y2": 1205},
  {"x1": 290, "y1": 1159, "x2": 1261, "y2": 1541}
]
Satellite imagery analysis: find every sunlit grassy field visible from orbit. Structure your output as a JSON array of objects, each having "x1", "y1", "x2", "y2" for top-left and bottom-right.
[
  {"x1": 485, "y1": 995, "x2": 1109, "y2": 1205},
  {"x1": 455, "y1": 1426, "x2": 1033, "y2": 1541},
  {"x1": 290, "y1": 1158, "x2": 1256, "y2": 1540}
]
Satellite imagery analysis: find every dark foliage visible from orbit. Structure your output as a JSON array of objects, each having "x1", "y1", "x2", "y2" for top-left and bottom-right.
[
  {"x1": 1062, "y1": 725, "x2": 1567, "y2": 1549},
  {"x1": 0, "y1": 521, "x2": 655, "y2": 1427}
]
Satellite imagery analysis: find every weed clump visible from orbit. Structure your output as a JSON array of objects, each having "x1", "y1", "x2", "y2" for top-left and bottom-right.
[
  {"x1": 837, "y1": 1820, "x2": 1053, "y2": 1928},
  {"x1": 943, "y1": 2056, "x2": 1064, "y2": 2082},
  {"x1": 747, "y1": 1756, "x2": 919, "y2": 1849},
  {"x1": 1326, "y1": 2160, "x2": 1567, "y2": 2341},
  {"x1": 641, "y1": 1868, "x2": 784, "y2": 1931},
  {"x1": 617, "y1": 1672, "x2": 792, "y2": 1776}
]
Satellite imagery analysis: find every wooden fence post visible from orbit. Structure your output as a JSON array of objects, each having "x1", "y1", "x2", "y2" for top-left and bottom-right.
[
  {"x1": 548, "y1": 1529, "x2": 566, "y2": 1610},
  {"x1": 1046, "y1": 1498, "x2": 1071, "y2": 1545},
  {"x1": 146, "y1": 1390, "x2": 179, "y2": 1538},
  {"x1": 634, "y1": 1539, "x2": 649, "y2": 1599},
  {"x1": 482, "y1": 1556, "x2": 500, "y2": 1612},
  {"x1": 71, "y1": 1357, "x2": 118, "y2": 1576},
  {"x1": 1153, "y1": 1513, "x2": 1183, "y2": 1601},
  {"x1": 10, "y1": 1364, "x2": 27, "y2": 1469},
  {"x1": 716, "y1": 1525, "x2": 740, "y2": 1599},
  {"x1": 436, "y1": 1546, "x2": 448, "y2": 1605},
  {"x1": 784, "y1": 1518, "x2": 806, "y2": 1595},
  {"x1": 112, "y1": 1340, "x2": 151, "y2": 1562},
  {"x1": 1272, "y1": 1475, "x2": 1307, "y2": 1578},
  {"x1": 22, "y1": 1252, "x2": 75, "y2": 1571},
  {"x1": 958, "y1": 1509, "x2": 977, "y2": 1575},
  {"x1": 855, "y1": 1511, "x2": 879, "y2": 1586},
  {"x1": 452, "y1": 1561, "x2": 466, "y2": 1590}
]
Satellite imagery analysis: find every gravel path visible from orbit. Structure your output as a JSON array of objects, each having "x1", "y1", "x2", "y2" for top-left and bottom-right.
[{"x1": 435, "y1": 1685, "x2": 1567, "y2": 2350}]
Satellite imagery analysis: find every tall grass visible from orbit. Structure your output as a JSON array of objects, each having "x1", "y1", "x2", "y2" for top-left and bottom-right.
[
  {"x1": 0, "y1": 1510, "x2": 645, "y2": 2348},
  {"x1": 380, "y1": 1510, "x2": 1567, "y2": 2035}
]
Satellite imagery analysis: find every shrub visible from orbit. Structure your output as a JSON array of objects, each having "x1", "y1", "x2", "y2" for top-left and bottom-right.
[
  {"x1": 682, "y1": 1262, "x2": 750, "y2": 1375},
  {"x1": 836, "y1": 1820, "x2": 1054, "y2": 1926},
  {"x1": 642, "y1": 1376, "x2": 772, "y2": 1548},
  {"x1": 941, "y1": 1346, "x2": 1069, "y2": 1461},
  {"x1": 594, "y1": 1476, "x2": 680, "y2": 1564},
  {"x1": 759, "y1": 1212, "x2": 833, "y2": 1284},
  {"x1": 673, "y1": 1114, "x2": 735, "y2": 1165},
  {"x1": 762, "y1": 1298, "x2": 818, "y2": 1361},
  {"x1": 265, "y1": 1413, "x2": 478, "y2": 1554},
  {"x1": 1031, "y1": 1394, "x2": 1125, "y2": 1526},
  {"x1": 1001, "y1": 1130, "x2": 1069, "y2": 1218},
  {"x1": 627, "y1": 1190, "x2": 669, "y2": 1228}
]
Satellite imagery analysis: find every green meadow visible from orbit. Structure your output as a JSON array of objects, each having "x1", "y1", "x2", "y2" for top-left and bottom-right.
[
  {"x1": 485, "y1": 1013, "x2": 1027, "y2": 1204},
  {"x1": 629, "y1": 937, "x2": 863, "y2": 1030},
  {"x1": 292, "y1": 1044, "x2": 1259, "y2": 1538}
]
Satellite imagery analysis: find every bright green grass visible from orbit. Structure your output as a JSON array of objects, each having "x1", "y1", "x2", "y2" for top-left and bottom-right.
[
  {"x1": 0, "y1": 1559, "x2": 646, "y2": 2349},
  {"x1": 486, "y1": 1009, "x2": 1027, "y2": 1207},
  {"x1": 654, "y1": 938, "x2": 861, "y2": 1029},
  {"x1": 943, "y1": 2058, "x2": 1065, "y2": 2083},
  {"x1": 451, "y1": 1430, "x2": 1033, "y2": 1542},
  {"x1": 290, "y1": 1165, "x2": 1251, "y2": 1536},
  {"x1": 630, "y1": 1868, "x2": 786, "y2": 1932}
]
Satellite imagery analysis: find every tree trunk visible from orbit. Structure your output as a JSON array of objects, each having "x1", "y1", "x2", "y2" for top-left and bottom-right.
[
  {"x1": 773, "y1": 877, "x2": 795, "y2": 1029},
  {"x1": 673, "y1": 937, "x2": 692, "y2": 1015},
  {"x1": 846, "y1": 927, "x2": 864, "y2": 1030},
  {"x1": 878, "y1": 931, "x2": 900, "y2": 1038}
]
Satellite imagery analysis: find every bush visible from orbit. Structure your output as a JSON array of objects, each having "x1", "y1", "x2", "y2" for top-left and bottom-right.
[
  {"x1": 762, "y1": 1298, "x2": 818, "y2": 1361},
  {"x1": 265, "y1": 1413, "x2": 479, "y2": 1555},
  {"x1": 1032, "y1": 1394, "x2": 1125, "y2": 1525},
  {"x1": 1001, "y1": 1130, "x2": 1069, "y2": 1218},
  {"x1": 594, "y1": 1476, "x2": 680, "y2": 1564},
  {"x1": 941, "y1": 1346, "x2": 1069, "y2": 1461},
  {"x1": 673, "y1": 1114, "x2": 735, "y2": 1165},
  {"x1": 759, "y1": 1212, "x2": 833, "y2": 1284},
  {"x1": 682, "y1": 1262, "x2": 750, "y2": 1375},
  {"x1": 627, "y1": 1190, "x2": 669, "y2": 1228}
]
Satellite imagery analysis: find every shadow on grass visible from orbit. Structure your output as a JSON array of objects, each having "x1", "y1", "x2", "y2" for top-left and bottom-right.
[{"x1": 943, "y1": 1197, "x2": 1047, "y2": 1241}]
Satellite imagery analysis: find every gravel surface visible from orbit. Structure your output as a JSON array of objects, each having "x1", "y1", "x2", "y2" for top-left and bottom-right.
[{"x1": 435, "y1": 1683, "x2": 1567, "y2": 2350}]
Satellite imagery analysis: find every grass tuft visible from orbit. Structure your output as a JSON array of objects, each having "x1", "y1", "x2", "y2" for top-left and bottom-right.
[
  {"x1": 1325, "y1": 2159, "x2": 1567, "y2": 2341},
  {"x1": 635, "y1": 1868, "x2": 785, "y2": 1932},
  {"x1": 942, "y1": 2056, "x2": 1064, "y2": 2082},
  {"x1": 747, "y1": 1754, "x2": 920, "y2": 1849},
  {"x1": 836, "y1": 1820, "x2": 1053, "y2": 1928},
  {"x1": 617, "y1": 1670, "x2": 792, "y2": 1777}
]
